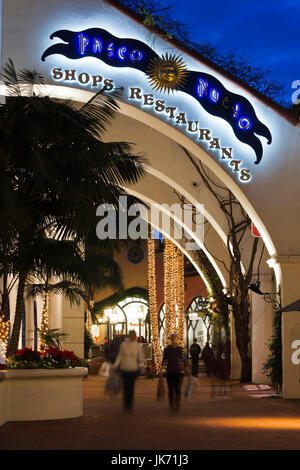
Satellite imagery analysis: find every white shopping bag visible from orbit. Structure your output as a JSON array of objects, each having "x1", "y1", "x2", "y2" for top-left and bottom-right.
[
  {"x1": 187, "y1": 376, "x2": 198, "y2": 403},
  {"x1": 105, "y1": 370, "x2": 122, "y2": 395},
  {"x1": 184, "y1": 376, "x2": 191, "y2": 398},
  {"x1": 98, "y1": 361, "x2": 111, "y2": 377}
]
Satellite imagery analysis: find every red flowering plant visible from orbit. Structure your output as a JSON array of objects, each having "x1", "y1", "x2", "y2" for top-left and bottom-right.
[
  {"x1": 6, "y1": 346, "x2": 87, "y2": 369},
  {"x1": 42, "y1": 347, "x2": 81, "y2": 368},
  {"x1": 6, "y1": 347, "x2": 43, "y2": 369},
  {"x1": 15, "y1": 347, "x2": 42, "y2": 361}
]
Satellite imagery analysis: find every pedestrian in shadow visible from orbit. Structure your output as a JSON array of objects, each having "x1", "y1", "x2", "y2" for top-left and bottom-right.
[
  {"x1": 201, "y1": 343, "x2": 218, "y2": 398},
  {"x1": 161, "y1": 334, "x2": 186, "y2": 412},
  {"x1": 201, "y1": 342, "x2": 215, "y2": 378},
  {"x1": 104, "y1": 338, "x2": 111, "y2": 362},
  {"x1": 189, "y1": 338, "x2": 201, "y2": 377},
  {"x1": 113, "y1": 330, "x2": 144, "y2": 412},
  {"x1": 109, "y1": 332, "x2": 125, "y2": 364},
  {"x1": 216, "y1": 351, "x2": 231, "y2": 397}
]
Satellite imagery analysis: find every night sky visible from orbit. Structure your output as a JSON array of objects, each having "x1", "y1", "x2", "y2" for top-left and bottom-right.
[{"x1": 169, "y1": 0, "x2": 299, "y2": 105}]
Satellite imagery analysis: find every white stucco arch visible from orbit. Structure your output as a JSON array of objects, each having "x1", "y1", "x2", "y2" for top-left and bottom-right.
[
  {"x1": 42, "y1": 84, "x2": 278, "y2": 261},
  {"x1": 35, "y1": 85, "x2": 277, "y2": 286}
]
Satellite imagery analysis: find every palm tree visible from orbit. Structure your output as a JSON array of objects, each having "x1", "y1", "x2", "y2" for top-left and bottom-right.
[
  {"x1": 0, "y1": 59, "x2": 146, "y2": 356},
  {"x1": 25, "y1": 238, "x2": 123, "y2": 349},
  {"x1": 37, "y1": 329, "x2": 68, "y2": 350}
]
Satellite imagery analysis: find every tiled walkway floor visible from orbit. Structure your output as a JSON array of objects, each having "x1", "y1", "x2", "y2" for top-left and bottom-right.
[{"x1": 1, "y1": 374, "x2": 300, "y2": 450}]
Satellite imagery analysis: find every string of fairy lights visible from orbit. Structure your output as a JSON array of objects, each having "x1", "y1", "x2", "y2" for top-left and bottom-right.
[
  {"x1": 164, "y1": 241, "x2": 185, "y2": 347},
  {"x1": 148, "y1": 236, "x2": 185, "y2": 370},
  {"x1": 0, "y1": 314, "x2": 10, "y2": 358},
  {"x1": 163, "y1": 239, "x2": 174, "y2": 348},
  {"x1": 147, "y1": 238, "x2": 162, "y2": 373},
  {"x1": 175, "y1": 246, "x2": 185, "y2": 345},
  {"x1": 86, "y1": 305, "x2": 93, "y2": 335}
]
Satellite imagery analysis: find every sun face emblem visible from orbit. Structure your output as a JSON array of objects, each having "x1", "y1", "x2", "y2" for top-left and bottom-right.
[{"x1": 146, "y1": 53, "x2": 188, "y2": 94}]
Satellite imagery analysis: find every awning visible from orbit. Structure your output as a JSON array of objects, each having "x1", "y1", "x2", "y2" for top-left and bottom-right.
[{"x1": 279, "y1": 299, "x2": 300, "y2": 312}]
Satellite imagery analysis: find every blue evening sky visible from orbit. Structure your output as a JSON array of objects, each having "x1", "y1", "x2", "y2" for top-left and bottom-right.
[{"x1": 169, "y1": 0, "x2": 299, "y2": 105}]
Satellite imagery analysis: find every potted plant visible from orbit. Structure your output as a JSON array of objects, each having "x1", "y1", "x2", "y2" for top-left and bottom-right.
[{"x1": 0, "y1": 346, "x2": 88, "y2": 427}]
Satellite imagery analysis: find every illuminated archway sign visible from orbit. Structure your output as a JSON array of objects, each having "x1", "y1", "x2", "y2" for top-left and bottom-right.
[{"x1": 42, "y1": 27, "x2": 272, "y2": 184}]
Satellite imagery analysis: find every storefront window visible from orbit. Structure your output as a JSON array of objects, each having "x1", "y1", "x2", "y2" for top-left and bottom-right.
[
  {"x1": 186, "y1": 297, "x2": 207, "y2": 354},
  {"x1": 158, "y1": 304, "x2": 165, "y2": 348},
  {"x1": 158, "y1": 297, "x2": 207, "y2": 353}
]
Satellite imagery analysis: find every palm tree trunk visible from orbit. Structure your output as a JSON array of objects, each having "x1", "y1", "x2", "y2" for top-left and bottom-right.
[
  {"x1": 6, "y1": 273, "x2": 27, "y2": 357},
  {"x1": 1, "y1": 271, "x2": 10, "y2": 323}
]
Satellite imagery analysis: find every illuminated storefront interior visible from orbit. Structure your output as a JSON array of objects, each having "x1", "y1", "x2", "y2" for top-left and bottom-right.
[{"x1": 93, "y1": 297, "x2": 149, "y2": 342}]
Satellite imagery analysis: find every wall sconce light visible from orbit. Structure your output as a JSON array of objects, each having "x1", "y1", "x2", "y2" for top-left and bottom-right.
[
  {"x1": 249, "y1": 280, "x2": 264, "y2": 295},
  {"x1": 249, "y1": 281, "x2": 282, "y2": 311}
]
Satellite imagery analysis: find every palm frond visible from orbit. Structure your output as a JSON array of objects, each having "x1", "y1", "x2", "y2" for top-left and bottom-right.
[
  {"x1": 2, "y1": 58, "x2": 21, "y2": 95},
  {"x1": 17, "y1": 68, "x2": 44, "y2": 86},
  {"x1": 47, "y1": 281, "x2": 89, "y2": 305},
  {"x1": 25, "y1": 283, "x2": 47, "y2": 299},
  {"x1": 1, "y1": 59, "x2": 44, "y2": 97},
  {"x1": 79, "y1": 88, "x2": 121, "y2": 137},
  {"x1": 93, "y1": 286, "x2": 148, "y2": 316},
  {"x1": 38, "y1": 328, "x2": 67, "y2": 349}
]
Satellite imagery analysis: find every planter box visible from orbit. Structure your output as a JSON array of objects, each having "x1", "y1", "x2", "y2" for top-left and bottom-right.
[{"x1": 0, "y1": 367, "x2": 88, "y2": 427}]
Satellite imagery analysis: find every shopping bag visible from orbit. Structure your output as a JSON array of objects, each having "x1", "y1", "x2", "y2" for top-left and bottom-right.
[
  {"x1": 105, "y1": 370, "x2": 122, "y2": 395},
  {"x1": 156, "y1": 377, "x2": 165, "y2": 400},
  {"x1": 184, "y1": 376, "x2": 191, "y2": 398},
  {"x1": 187, "y1": 376, "x2": 198, "y2": 403},
  {"x1": 98, "y1": 361, "x2": 111, "y2": 377}
]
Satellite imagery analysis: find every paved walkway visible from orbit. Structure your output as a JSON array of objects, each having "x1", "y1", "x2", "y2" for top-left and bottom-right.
[{"x1": 1, "y1": 374, "x2": 300, "y2": 450}]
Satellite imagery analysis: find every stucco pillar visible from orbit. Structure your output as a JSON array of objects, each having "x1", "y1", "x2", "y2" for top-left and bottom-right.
[
  {"x1": 277, "y1": 256, "x2": 300, "y2": 399},
  {"x1": 62, "y1": 298, "x2": 84, "y2": 358},
  {"x1": 230, "y1": 311, "x2": 241, "y2": 380},
  {"x1": 251, "y1": 274, "x2": 274, "y2": 384},
  {"x1": 25, "y1": 297, "x2": 34, "y2": 349},
  {"x1": 48, "y1": 293, "x2": 63, "y2": 331}
]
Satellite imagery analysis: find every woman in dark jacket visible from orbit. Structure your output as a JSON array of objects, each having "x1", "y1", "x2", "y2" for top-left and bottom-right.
[{"x1": 162, "y1": 334, "x2": 186, "y2": 412}]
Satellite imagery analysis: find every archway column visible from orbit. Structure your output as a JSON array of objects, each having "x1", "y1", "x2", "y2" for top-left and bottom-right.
[
  {"x1": 48, "y1": 293, "x2": 63, "y2": 331},
  {"x1": 25, "y1": 297, "x2": 34, "y2": 349},
  {"x1": 49, "y1": 294, "x2": 84, "y2": 358},
  {"x1": 61, "y1": 298, "x2": 84, "y2": 358},
  {"x1": 277, "y1": 256, "x2": 300, "y2": 398}
]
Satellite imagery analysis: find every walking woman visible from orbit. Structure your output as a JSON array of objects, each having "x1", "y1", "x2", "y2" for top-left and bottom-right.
[
  {"x1": 162, "y1": 334, "x2": 186, "y2": 412},
  {"x1": 113, "y1": 330, "x2": 144, "y2": 412}
]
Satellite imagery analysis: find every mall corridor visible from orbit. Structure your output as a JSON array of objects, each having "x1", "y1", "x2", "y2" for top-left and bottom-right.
[{"x1": 1, "y1": 374, "x2": 300, "y2": 450}]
